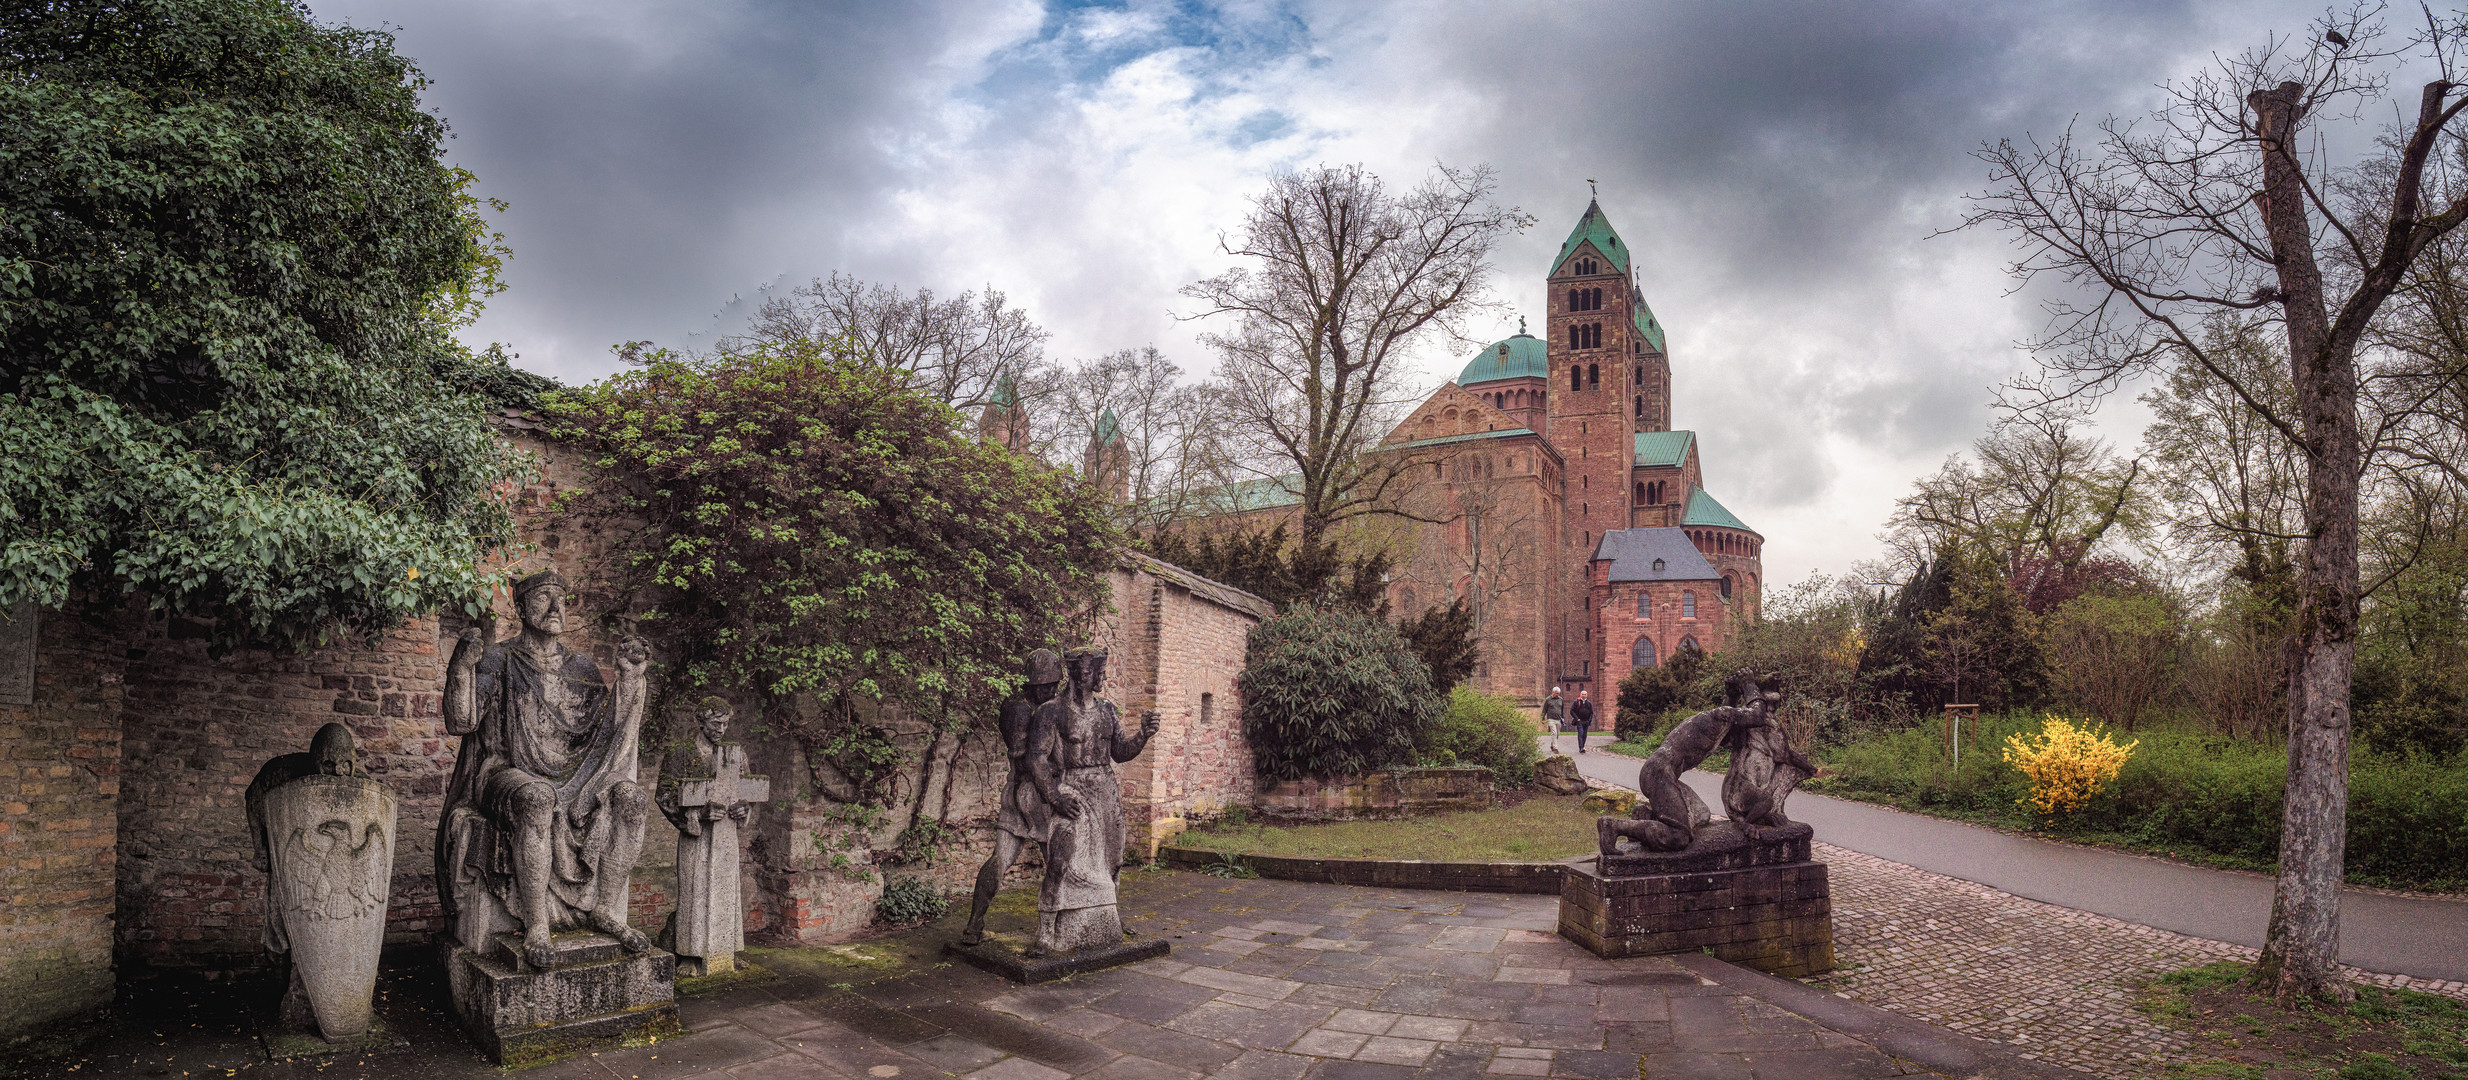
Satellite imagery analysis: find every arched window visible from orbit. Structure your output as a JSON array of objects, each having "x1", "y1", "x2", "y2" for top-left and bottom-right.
[
  {"x1": 1570, "y1": 366, "x2": 1582, "y2": 391},
  {"x1": 1721, "y1": 575, "x2": 1734, "y2": 599},
  {"x1": 1636, "y1": 594, "x2": 1649, "y2": 616},
  {"x1": 1681, "y1": 635, "x2": 1699, "y2": 653},
  {"x1": 1632, "y1": 636, "x2": 1656, "y2": 668},
  {"x1": 1634, "y1": 365, "x2": 1643, "y2": 386},
  {"x1": 1570, "y1": 324, "x2": 1583, "y2": 349},
  {"x1": 1587, "y1": 364, "x2": 1599, "y2": 388},
  {"x1": 1634, "y1": 482, "x2": 1646, "y2": 503},
  {"x1": 1634, "y1": 395, "x2": 1644, "y2": 418},
  {"x1": 1682, "y1": 591, "x2": 1697, "y2": 618}
]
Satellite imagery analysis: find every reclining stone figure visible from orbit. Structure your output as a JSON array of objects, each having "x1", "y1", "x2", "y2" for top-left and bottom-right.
[{"x1": 1598, "y1": 672, "x2": 1784, "y2": 854}]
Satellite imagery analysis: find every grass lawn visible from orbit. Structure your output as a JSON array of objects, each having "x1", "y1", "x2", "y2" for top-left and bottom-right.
[
  {"x1": 1172, "y1": 794, "x2": 1601, "y2": 862},
  {"x1": 2139, "y1": 961, "x2": 2468, "y2": 1079}
]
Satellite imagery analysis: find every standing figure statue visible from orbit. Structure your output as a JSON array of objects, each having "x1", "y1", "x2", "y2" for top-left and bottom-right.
[
  {"x1": 657, "y1": 697, "x2": 768, "y2": 977},
  {"x1": 1028, "y1": 647, "x2": 1159, "y2": 956},
  {"x1": 247, "y1": 724, "x2": 396, "y2": 1042},
  {"x1": 438, "y1": 570, "x2": 654, "y2": 970},
  {"x1": 1599, "y1": 672, "x2": 1781, "y2": 854},
  {"x1": 959, "y1": 649, "x2": 1066, "y2": 947}
]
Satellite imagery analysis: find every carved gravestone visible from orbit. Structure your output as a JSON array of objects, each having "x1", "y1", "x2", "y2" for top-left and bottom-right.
[{"x1": 246, "y1": 724, "x2": 397, "y2": 1050}]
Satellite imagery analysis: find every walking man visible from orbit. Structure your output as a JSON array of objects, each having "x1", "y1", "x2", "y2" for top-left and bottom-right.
[
  {"x1": 1571, "y1": 690, "x2": 1596, "y2": 754},
  {"x1": 1542, "y1": 687, "x2": 1566, "y2": 753}
]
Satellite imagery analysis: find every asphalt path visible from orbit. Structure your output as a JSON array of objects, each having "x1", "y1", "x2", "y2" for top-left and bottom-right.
[{"x1": 1543, "y1": 736, "x2": 2468, "y2": 984}]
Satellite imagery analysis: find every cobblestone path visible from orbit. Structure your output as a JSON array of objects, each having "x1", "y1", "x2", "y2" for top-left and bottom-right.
[{"x1": 1812, "y1": 842, "x2": 2468, "y2": 1078}]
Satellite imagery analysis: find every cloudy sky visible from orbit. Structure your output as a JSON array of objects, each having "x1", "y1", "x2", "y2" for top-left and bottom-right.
[{"x1": 315, "y1": 0, "x2": 2345, "y2": 584}]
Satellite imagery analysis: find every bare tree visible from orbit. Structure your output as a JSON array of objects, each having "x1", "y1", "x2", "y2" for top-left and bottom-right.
[
  {"x1": 1885, "y1": 408, "x2": 2150, "y2": 573},
  {"x1": 1183, "y1": 164, "x2": 1534, "y2": 544},
  {"x1": 1964, "y1": 7, "x2": 2468, "y2": 1001},
  {"x1": 1035, "y1": 346, "x2": 1223, "y2": 535},
  {"x1": 731, "y1": 272, "x2": 1050, "y2": 410},
  {"x1": 1393, "y1": 444, "x2": 1553, "y2": 680}
]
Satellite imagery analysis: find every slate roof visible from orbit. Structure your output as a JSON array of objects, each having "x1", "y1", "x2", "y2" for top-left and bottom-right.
[
  {"x1": 1633, "y1": 430, "x2": 1695, "y2": 469},
  {"x1": 1391, "y1": 427, "x2": 1540, "y2": 451},
  {"x1": 1594, "y1": 527, "x2": 1722, "y2": 582},
  {"x1": 1682, "y1": 486, "x2": 1754, "y2": 533},
  {"x1": 1457, "y1": 332, "x2": 1550, "y2": 386}
]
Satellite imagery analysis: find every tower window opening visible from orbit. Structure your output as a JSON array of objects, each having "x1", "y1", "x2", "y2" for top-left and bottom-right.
[
  {"x1": 1634, "y1": 482, "x2": 1645, "y2": 504},
  {"x1": 1570, "y1": 366, "x2": 1581, "y2": 391},
  {"x1": 1634, "y1": 395, "x2": 1644, "y2": 418},
  {"x1": 1587, "y1": 363, "x2": 1599, "y2": 388},
  {"x1": 1633, "y1": 365, "x2": 1642, "y2": 385}
]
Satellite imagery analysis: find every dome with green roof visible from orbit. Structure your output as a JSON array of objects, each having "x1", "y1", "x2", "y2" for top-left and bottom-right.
[{"x1": 1456, "y1": 329, "x2": 1549, "y2": 386}]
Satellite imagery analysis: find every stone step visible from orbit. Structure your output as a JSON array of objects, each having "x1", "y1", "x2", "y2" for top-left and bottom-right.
[{"x1": 488, "y1": 930, "x2": 628, "y2": 970}]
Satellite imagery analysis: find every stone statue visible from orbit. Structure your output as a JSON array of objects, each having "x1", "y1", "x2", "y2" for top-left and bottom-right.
[
  {"x1": 1721, "y1": 676, "x2": 1814, "y2": 833},
  {"x1": 656, "y1": 697, "x2": 768, "y2": 977},
  {"x1": 959, "y1": 648, "x2": 1066, "y2": 947},
  {"x1": 246, "y1": 724, "x2": 396, "y2": 1041},
  {"x1": 438, "y1": 570, "x2": 653, "y2": 970},
  {"x1": 1599, "y1": 672, "x2": 1782, "y2": 854},
  {"x1": 1027, "y1": 647, "x2": 1159, "y2": 956}
]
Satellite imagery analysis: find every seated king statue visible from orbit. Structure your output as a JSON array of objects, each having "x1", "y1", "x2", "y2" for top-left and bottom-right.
[{"x1": 438, "y1": 570, "x2": 654, "y2": 969}]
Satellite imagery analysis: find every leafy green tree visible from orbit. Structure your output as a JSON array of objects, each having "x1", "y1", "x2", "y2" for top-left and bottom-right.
[
  {"x1": 1616, "y1": 637, "x2": 1709, "y2": 739},
  {"x1": 1238, "y1": 602, "x2": 1437, "y2": 780},
  {"x1": 544, "y1": 341, "x2": 1117, "y2": 799},
  {"x1": 0, "y1": 0, "x2": 526, "y2": 647},
  {"x1": 1398, "y1": 597, "x2": 1478, "y2": 690}
]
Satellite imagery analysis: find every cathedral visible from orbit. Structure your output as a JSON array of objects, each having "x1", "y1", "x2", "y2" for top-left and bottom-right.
[
  {"x1": 1373, "y1": 197, "x2": 1764, "y2": 707},
  {"x1": 1003, "y1": 197, "x2": 1765, "y2": 709}
]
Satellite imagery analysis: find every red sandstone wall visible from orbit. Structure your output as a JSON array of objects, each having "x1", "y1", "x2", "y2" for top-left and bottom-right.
[{"x1": 0, "y1": 605, "x2": 126, "y2": 1039}]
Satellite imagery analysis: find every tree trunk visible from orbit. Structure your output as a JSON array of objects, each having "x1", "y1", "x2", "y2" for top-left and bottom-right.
[{"x1": 2248, "y1": 81, "x2": 2359, "y2": 1005}]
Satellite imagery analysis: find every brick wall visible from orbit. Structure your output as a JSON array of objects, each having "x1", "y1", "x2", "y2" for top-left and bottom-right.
[
  {"x1": 0, "y1": 606, "x2": 125, "y2": 1041},
  {"x1": 1094, "y1": 556, "x2": 1268, "y2": 858}
]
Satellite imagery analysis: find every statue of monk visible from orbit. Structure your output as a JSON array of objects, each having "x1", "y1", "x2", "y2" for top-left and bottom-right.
[{"x1": 439, "y1": 570, "x2": 653, "y2": 970}]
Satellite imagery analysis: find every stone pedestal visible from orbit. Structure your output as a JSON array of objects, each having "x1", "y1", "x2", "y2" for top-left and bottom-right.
[
  {"x1": 1558, "y1": 820, "x2": 1834, "y2": 977},
  {"x1": 948, "y1": 934, "x2": 1169, "y2": 985},
  {"x1": 444, "y1": 931, "x2": 681, "y2": 1065}
]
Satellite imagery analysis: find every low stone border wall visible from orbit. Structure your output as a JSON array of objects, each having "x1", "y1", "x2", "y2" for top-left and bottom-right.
[
  {"x1": 1155, "y1": 845, "x2": 1579, "y2": 893},
  {"x1": 1251, "y1": 766, "x2": 1495, "y2": 821}
]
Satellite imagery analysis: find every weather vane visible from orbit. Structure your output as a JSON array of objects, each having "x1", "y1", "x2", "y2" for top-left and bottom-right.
[{"x1": 1587, "y1": 179, "x2": 1598, "y2": 198}]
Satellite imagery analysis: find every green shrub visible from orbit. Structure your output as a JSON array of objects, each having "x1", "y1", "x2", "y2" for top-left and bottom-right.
[
  {"x1": 876, "y1": 877, "x2": 947, "y2": 924},
  {"x1": 1238, "y1": 603, "x2": 1439, "y2": 781},
  {"x1": 1419, "y1": 686, "x2": 1541, "y2": 788},
  {"x1": 1812, "y1": 712, "x2": 2468, "y2": 888},
  {"x1": 1615, "y1": 638, "x2": 1711, "y2": 739}
]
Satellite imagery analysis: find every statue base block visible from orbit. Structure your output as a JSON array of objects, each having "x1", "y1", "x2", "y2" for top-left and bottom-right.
[
  {"x1": 260, "y1": 1012, "x2": 408, "y2": 1061},
  {"x1": 948, "y1": 934, "x2": 1169, "y2": 984},
  {"x1": 1560, "y1": 823, "x2": 1834, "y2": 977},
  {"x1": 444, "y1": 932, "x2": 681, "y2": 1065}
]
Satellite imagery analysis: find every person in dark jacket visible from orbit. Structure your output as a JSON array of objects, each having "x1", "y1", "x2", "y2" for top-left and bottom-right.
[{"x1": 1571, "y1": 691, "x2": 1596, "y2": 753}]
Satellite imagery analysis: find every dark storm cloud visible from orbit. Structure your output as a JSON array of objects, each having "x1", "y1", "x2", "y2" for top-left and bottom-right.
[
  {"x1": 298, "y1": 0, "x2": 2333, "y2": 572},
  {"x1": 309, "y1": 0, "x2": 1022, "y2": 379}
]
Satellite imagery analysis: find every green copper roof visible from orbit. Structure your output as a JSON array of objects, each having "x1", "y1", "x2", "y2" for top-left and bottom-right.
[
  {"x1": 1456, "y1": 332, "x2": 1550, "y2": 385},
  {"x1": 1633, "y1": 430, "x2": 1695, "y2": 469},
  {"x1": 1682, "y1": 485, "x2": 1754, "y2": 533},
  {"x1": 1633, "y1": 295, "x2": 1667, "y2": 353},
  {"x1": 990, "y1": 375, "x2": 1018, "y2": 409},
  {"x1": 1392, "y1": 427, "x2": 1540, "y2": 451},
  {"x1": 1555, "y1": 199, "x2": 1630, "y2": 275},
  {"x1": 1206, "y1": 475, "x2": 1302, "y2": 514},
  {"x1": 1094, "y1": 408, "x2": 1122, "y2": 447}
]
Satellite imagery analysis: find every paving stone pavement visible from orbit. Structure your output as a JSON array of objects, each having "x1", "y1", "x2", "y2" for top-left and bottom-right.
[
  {"x1": 1811, "y1": 841, "x2": 2468, "y2": 1079},
  {"x1": 482, "y1": 870, "x2": 2081, "y2": 1080}
]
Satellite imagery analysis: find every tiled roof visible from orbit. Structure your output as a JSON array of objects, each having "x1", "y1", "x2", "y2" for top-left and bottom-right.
[
  {"x1": 1633, "y1": 430, "x2": 1695, "y2": 469},
  {"x1": 1682, "y1": 486, "x2": 1754, "y2": 533},
  {"x1": 1594, "y1": 528, "x2": 1721, "y2": 582}
]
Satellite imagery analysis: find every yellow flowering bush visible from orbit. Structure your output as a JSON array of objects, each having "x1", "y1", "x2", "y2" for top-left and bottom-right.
[{"x1": 2002, "y1": 716, "x2": 2138, "y2": 817}]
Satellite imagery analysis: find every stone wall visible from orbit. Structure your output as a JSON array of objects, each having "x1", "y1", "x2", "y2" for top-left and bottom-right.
[
  {"x1": 0, "y1": 604, "x2": 125, "y2": 1040},
  {"x1": 1092, "y1": 555, "x2": 1270, "y2": 858},
  {"x1": 0, "y1": 421, "x2": 1268, "y2": 1038}
]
